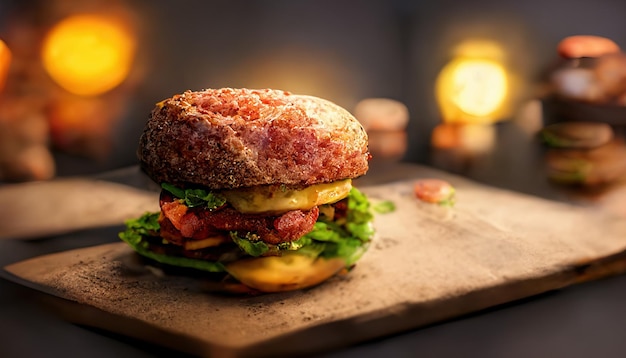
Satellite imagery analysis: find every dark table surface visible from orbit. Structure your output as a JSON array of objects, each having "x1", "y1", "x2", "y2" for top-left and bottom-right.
[{"x1": 2, "y1": 121, "x2": 626, "y2": 358}]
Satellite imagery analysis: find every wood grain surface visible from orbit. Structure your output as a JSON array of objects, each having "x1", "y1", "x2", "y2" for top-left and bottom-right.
[
  {"x1": 4, "y1": 164, "x2": 626, "y2": 357},
  {"x1": 0, "y1": 178, "x2": 159, "y2": 240}
]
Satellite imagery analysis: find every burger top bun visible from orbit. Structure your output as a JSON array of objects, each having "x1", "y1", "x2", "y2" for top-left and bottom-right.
[{"x1": 139, "y1": 88, "x2": 369, "y2": 189}]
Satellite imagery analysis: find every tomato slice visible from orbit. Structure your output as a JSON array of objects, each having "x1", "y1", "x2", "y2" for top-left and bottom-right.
[{"x1": 414, "y1": 179, "x2": 455, "y2": 206}]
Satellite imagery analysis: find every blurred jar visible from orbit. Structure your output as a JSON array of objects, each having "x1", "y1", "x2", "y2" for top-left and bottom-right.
[{"x1": 353, "y1": 98, "x2": 409, "y2": 161}]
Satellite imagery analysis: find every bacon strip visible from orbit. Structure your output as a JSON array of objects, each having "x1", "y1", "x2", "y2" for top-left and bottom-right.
[{"x1": 158, "y1": 192, "x2": 320, "y2": 245}]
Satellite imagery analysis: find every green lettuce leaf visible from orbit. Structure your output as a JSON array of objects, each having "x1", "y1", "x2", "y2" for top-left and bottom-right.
[
  {"x1": 230, "y1": 232, "x2": 269, "y2": 257},
  {"x1": 161, "y1": 183, "x2": 226, "y2": 210},
  {"x1": 300, "y1": 187, "x2": 374, "y2": 265},
  {"x1": 303, "y1": 221, "x2": 345, "y2": 243},
  {"x1": 373, "y1": 200, "x2": 395, "y2": 214},
  {"x1": 119, "y1": 212, "x2": 225, "y2": 272},
  {"x1": 320, "y1": 238, "x2": 370, "y2": 267},
  {"x1": 304, "y1": 222, "x2": 371, "y2": 267},
  {"x1": 121, "y1": 211, "x2": 160, "y2": 245},
  {"x1": 346, "y1": 187, "x2": 375, "y2": 241}
]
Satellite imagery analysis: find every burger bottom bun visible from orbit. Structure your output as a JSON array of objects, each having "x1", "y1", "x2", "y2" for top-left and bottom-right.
[
  {"x1": 131, "y1": 253, "x2": 348, "y2": 294},
  {"x1": 225, "y1": 254, "x2": 346, "y2": 293}
]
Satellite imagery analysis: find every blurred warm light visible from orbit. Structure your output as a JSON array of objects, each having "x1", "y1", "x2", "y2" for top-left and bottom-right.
[
  {"x1": 452, "y1": 40, "x2": 506, "y2": 62},
  {"x1": 48, "y1": 95, "x2": 120, "y2": 158},
  {"x1": 431, "y1": 123, "x2": 496, "y2": 154},
  {"x1": 436, "y1": 40, "x2": 510, "y2": 124},
  {"x1": 430, "y1": 122, "x2": 497, "y2": 172},
  {"x1": 41, "y1": 14, "x2": 135, "y2": 96},
  {"x1": 0, "y1": 39, "x2": 11, "y2": 93}
]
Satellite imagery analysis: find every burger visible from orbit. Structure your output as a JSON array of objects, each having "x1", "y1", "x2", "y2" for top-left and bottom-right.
[{"x1": 119, "y1": 88, "x2": 374, "y2": 293}]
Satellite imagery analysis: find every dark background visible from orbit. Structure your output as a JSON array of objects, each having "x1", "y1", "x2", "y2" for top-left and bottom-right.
[{"x1": 2, "y1": 0, "x2": 626, "y2": 173}]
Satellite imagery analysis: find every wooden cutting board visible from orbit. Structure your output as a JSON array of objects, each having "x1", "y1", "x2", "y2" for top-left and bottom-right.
[
  {"x1": 4, "y1": 164, "x2": 626, "y2": 358},
  {"x1": 0, "y1": 178, "x2": 159, "y2": 240}
]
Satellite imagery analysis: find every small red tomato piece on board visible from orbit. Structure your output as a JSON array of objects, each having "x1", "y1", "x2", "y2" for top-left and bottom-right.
[{"x1": 414, "y1": 179, "x2": 456, "y2": 206}]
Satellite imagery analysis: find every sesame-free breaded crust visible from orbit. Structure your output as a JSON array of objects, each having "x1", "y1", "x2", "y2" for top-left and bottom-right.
[{"x1": 139, "y1": 88, "x2": 369, "y2": 189}]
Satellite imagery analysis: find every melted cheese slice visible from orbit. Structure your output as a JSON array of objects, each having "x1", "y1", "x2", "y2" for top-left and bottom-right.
[
  {"x1": 225, "y1": 254, "x2": 346, "y2": 292},
  {"x1": 222, "y1": 179, "x2": 352, "y2": 214}
]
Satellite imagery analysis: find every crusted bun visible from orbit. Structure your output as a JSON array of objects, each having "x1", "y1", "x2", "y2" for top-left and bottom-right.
[{"x1": 139, "y1": 88, "x2": 369, "y2": 189}]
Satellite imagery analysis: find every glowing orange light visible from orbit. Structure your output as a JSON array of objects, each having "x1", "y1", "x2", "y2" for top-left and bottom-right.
[
  {"x1": 0, "y1": 39, "x2": 11, "y2": 93},
  {"x1": 42, "y1": 14, "x2": 135, "y2": 96},
  {"x1": 435, "y1": 40, "x2": 510, "y2": 124},
  {"x1": 431, "y1": 123, "x2": 496, "y2": 153}
]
